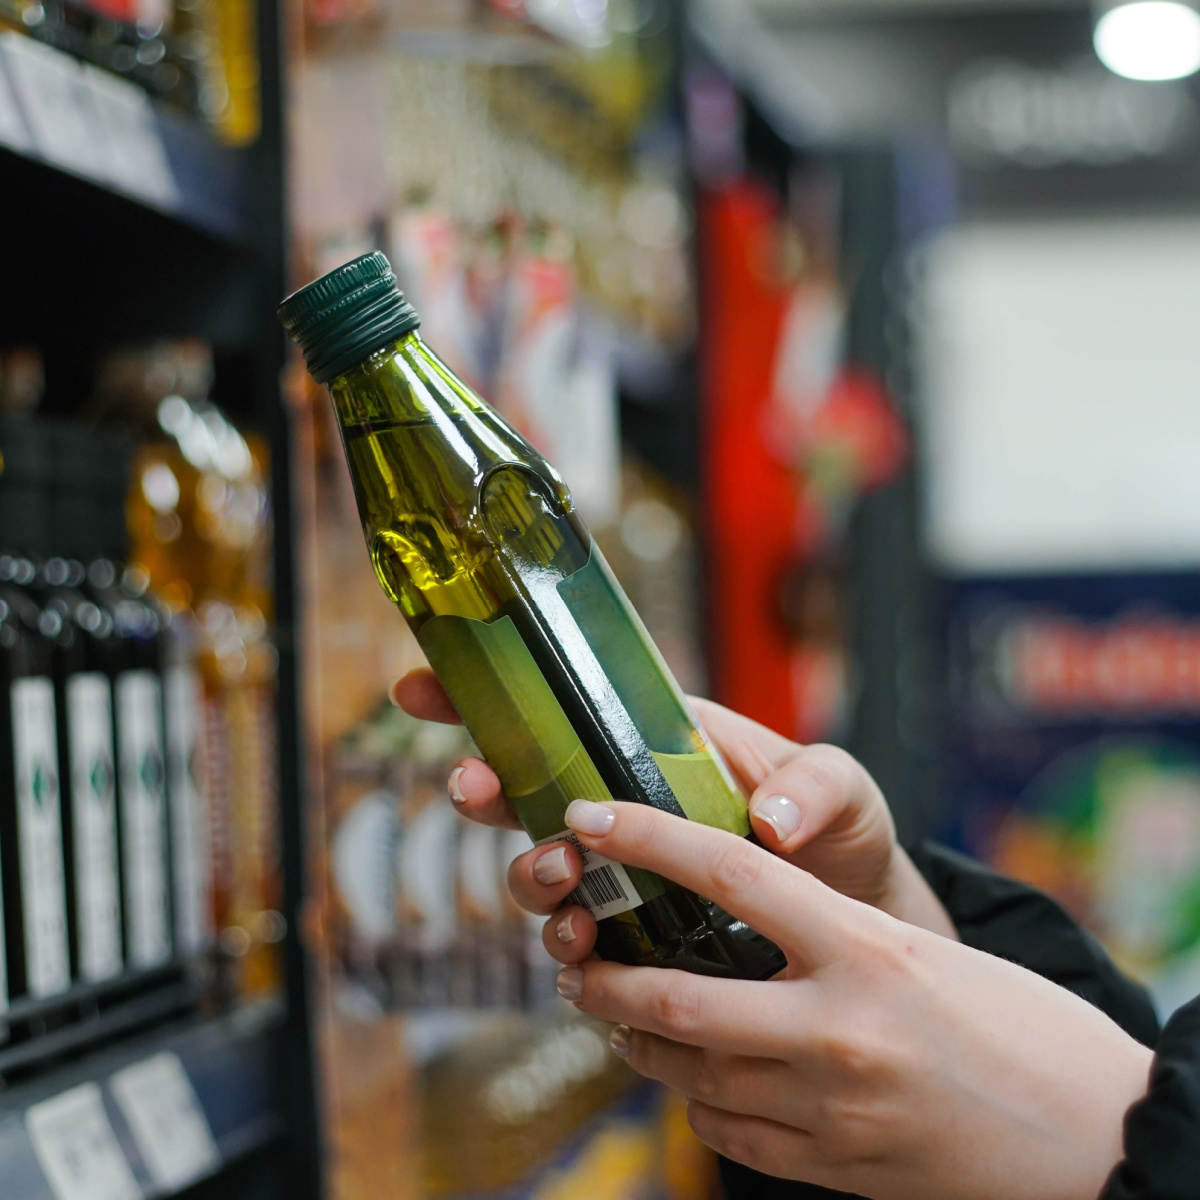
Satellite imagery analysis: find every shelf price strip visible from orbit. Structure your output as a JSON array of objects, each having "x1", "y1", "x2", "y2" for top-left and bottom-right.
[{"x1": 25, "y1": 1083, "x2": 141, "y2": 1200}]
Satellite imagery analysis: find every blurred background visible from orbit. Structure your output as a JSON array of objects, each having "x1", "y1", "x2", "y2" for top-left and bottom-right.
[{"x1": 4, "y1": 0, "x2": 1200, "y2": 1196}]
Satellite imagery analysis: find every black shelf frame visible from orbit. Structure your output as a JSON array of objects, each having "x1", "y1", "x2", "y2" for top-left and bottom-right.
[{"x1": 0, "y1": 2, "x2": 322, "y2": 1197}]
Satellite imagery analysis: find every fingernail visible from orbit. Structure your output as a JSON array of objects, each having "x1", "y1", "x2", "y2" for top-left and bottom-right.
[
  {"x1": 752, "y1": 794, "x2": 802, "y2": 842},
  {"x1": 448, "y1": 767, "x2": 467, "y2": 806},
  {"x1": 555, "y1": 912, "x2": 577, "y2": 943},
  {"x1": 533, "y1": 846, "x2": 572, "y2": 886},
  {"x1": 565, "y1": 799, "x2": 616, "y2": 836},
  {"x1": 609, "y1": 1024, "x2": 632, "y2": 1059},
  {"x1": 556, "y1": 966, "x2": 584, "y2": 1002}
]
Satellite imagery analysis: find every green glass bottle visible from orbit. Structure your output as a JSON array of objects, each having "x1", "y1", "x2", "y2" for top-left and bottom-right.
[{"x1": 279, "y1": 253, "x2": 785, "y2": 980}]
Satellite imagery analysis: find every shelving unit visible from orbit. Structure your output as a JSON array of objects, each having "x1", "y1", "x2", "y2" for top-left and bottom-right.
[
  {"x1": 0, "y1": 0, "x2": 319, "y2": 1196},
  {"x1": 0, "y1": 1001, "x2": 283, "y2": 1199}
]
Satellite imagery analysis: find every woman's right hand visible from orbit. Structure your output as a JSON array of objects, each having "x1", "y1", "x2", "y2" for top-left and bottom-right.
[{"x1": 391, "y1": 669, "x2": 958, "y2": 958}]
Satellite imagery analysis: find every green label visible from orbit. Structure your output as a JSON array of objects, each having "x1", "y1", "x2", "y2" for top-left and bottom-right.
[{"x1": 418, "y1": 613, "x2": 666, "y2": 908}]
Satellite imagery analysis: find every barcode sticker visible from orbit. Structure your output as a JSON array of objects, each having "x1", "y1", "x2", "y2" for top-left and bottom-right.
[{"x1": 536, "y1": 831, "x2": 641, "y2": 920}]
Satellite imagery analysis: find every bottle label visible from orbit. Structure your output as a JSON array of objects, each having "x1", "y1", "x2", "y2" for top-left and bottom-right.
[
  {"x1": 457, "y1": 822, "x2": 502, "y2": 919},
  {"x1": 535, "y1": 830, "x2": 640, "y2": 921},
  {"x1": 116, "y1": 670, "x2": 171, "y2": 968},
  {"x1": 418, "y1": 612, "x2": 666, "y2": 919},
  {"x1": 164, "y1": 666, "x2": 212, "y2": 955},
  {"x1": 67, "y1": 673, "x2": 123, "y2": 982},
  {"x1": 11, "y1": 677, "x2": 71, "y2": 996},
  {"x1": 399, "y1": 799, "x2": 458, "y2": 952}
]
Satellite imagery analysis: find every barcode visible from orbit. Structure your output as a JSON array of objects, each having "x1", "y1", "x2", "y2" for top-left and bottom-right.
[{"x1": 569, "y1": 865, "x2": 628, "y2": 912}]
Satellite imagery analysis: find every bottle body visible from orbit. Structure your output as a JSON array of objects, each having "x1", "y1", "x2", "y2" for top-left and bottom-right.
[
  {"x1": 329, "y1": 334, "x2": 784, "y2": 980},
  {"x1": 0, "y1": 564, "x2": 73, "y2": 1003},
  {"x1": 38, "y1": 559, "x2": 126, "y2": 985}
]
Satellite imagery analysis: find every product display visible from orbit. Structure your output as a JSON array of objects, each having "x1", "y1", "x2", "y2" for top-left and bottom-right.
[
  {"x1": 329, "y1": 702, "x2": 554, "y2": 1014},
  {"x1": 0, "y1": 0, "x2": 259, "y2": 138},
  {"x1": 280, "y1": 252, "x2": 784, "y2": 981},
  {"x1": 105, "y1": 342, "x2": 281, "y2": 999},
  {"x1": 0, "y1": 382, "x2": 278, "y2": 1059}
]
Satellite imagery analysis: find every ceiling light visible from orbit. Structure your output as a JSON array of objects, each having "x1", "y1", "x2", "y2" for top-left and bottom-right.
[{"x1": 1094, "y1": 1, "x2": 1200, "y2": 81}]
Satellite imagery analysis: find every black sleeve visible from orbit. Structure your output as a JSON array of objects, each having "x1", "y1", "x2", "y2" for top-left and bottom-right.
[
  {"x1": 906, "y1": 842, "x2": 1160, "y2": 1047},
  {"x1": 1100, "y1": 997, "x2": 1200, "y2": 1200},
  {"x1": 719, "y1": 843, "x2": 1161, "y2": 1200}
]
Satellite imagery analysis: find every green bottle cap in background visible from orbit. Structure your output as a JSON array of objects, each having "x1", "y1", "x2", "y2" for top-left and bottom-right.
[{"x1": 277, "y1": 252, "x2": 421, "y2": 384}]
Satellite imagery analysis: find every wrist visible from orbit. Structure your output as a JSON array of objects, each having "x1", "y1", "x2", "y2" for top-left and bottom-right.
[{"x1": 880, "y1": 847, "x2": 961, "y2": 941}]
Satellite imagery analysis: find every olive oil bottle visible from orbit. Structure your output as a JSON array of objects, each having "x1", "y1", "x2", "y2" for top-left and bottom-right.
[{"x1": 280, "y1": 253, "x2": 785, "y2": 980}]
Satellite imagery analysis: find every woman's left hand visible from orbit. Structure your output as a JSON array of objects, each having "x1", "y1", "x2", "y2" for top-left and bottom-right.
[{"x1": 556, "y1": 798, "x2": 1153, "y2": 1200}]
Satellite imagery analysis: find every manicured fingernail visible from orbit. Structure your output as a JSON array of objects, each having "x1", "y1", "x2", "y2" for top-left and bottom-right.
[
  {"x1": 556, "y1": 966, "x2": 584, "y2": 1001},
  {"x1": 565, "y1": 799, "x2": 616, "y2": 836},
  {"x1": 533, "y1": 846, "x2": 572, "y2": 886},
  {"x1": 752, "y1": 794, "x2": 802, "y2": 842},
  {"x1": 609, "y1": 1024, "x2": 632, "y2": 1059},
  {"x1": 555, "y1": 912, "x2": 577, "y2": 943},
  {"x1": 448, "y1": 767, "x2": 467, "y2": 806}
]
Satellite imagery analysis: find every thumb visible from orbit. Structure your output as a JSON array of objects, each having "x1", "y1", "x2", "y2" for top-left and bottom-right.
[{"x1": 747, "y1": 745, "x2": 894, "y2": 879}]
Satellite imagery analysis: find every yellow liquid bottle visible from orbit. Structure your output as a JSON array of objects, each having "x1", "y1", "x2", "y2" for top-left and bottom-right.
[{"x1": 280, "y1": 253, "x2": 784, "y2": 980}]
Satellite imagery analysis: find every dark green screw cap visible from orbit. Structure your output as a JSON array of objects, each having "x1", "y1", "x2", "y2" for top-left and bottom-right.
[{"x1": 278, "y1": 252, "x2": 421, "y2": 384}]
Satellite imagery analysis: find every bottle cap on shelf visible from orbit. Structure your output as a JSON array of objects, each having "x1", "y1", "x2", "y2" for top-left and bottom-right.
[
  {"x1": 277, "y1": 251, "x2": 421, "y2": 384},
  {"x1": 0, "y1": 415, "x2": 52, "y2": 557}
]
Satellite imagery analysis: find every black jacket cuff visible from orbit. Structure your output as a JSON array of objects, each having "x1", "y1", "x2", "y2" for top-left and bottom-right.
[
  {"x1": 1100, "y1": 997, "x2": 1200, "y2": 1200},
  {"x1": 907, "y1": 841, "x2": 1160, "y2": 1048}
]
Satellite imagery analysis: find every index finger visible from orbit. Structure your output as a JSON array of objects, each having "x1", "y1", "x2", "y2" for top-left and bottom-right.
[
  {"x1": 391, "y1": 668, "x2": 462, "y2": 725},
  {"x1": 564, "y1": 800, "x2": 855, "y2": 969}
]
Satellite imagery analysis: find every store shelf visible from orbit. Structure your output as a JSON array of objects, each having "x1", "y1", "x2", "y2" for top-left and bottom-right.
[
  {"x1": 0, "y1": 1000, "x2": 283, "y2": 1199},
  {"x1": 0, "y1": 968, "x2": 198, "y2": 1081},
  {"x1": 0, "y1": 32, "x2": 249, "y2": 245}
]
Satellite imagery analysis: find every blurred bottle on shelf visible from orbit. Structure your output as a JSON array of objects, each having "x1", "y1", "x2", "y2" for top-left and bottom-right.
[
  {"x1": 39, "y1": 427, "x2": 135, "y2": 988},
  {"x1": 420, "y1": 1013, "x2": 634, "y2": 1197},
  {"x1": 0, "y1": 413, "x2": 196, "y2": 1006},
  {"x1": 194, "y1": 0, "x2": 258, "y2": 143},
  {"x1": 91, "y1": 339, "x2": 280, "y2": 1001},
  {"x1": 329, "y1": 702, "x2": 541, "y2": 1014},
  {"x1": 0, "y1": 420, "x2": 71, "y2": 1008}
]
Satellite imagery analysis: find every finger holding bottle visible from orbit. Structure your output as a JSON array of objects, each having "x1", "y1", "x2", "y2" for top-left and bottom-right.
[
  {"x1": 541, "y1": 905, "x2": 597, "y2": 964},
  {"x1": 553, "y1": 797, "x2": 1154, "y2": 1200}
]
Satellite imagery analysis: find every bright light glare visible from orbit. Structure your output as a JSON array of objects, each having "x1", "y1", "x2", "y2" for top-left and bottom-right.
[{"x1": 1095, "y1": 1, "x2": 1200, "y2": 81}]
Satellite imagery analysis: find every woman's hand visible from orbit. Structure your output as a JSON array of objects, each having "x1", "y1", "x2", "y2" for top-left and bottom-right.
[
  {"x1": 554, "y1": 798, "x2": 1154, "y2": 1200},
  {"x1": 391, "y1": 669, "x2": 956, "y2": 949}
]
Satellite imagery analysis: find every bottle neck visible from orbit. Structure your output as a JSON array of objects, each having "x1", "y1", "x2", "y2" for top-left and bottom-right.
[{"x1": 328, "y1": 332, "x2": 485, "y2": 432}]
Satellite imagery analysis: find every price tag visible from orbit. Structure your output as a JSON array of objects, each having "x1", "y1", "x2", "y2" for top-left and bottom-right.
[
  {"x1": 25, "y1": 1084, "x2": 142, "y2": 1200},
  {"x1": 0, "y1": 34, "x2": 106, "y2": 179},
  {"x1": 80, "y1": 65, "x2": 178, "y2": 207},
  {"x1": 109, "y1": 1053, "x2": 219, "y2": 1191},
  {"x1": 0, "y1": 55, "x2": 32, "y2": 153}
]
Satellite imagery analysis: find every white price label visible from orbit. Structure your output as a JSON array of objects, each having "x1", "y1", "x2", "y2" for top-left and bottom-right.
[
  {"x1": 109, "y1": 1053, "x2": 219, "y2": 1191},
  {"x1": 80, "y1": 65, "x2": 177, "y2": 207},
  {"x1": 26, "y1": 1084, "x2": 142, "y2": 1200},
  {"x1": 116, "y1": 671, "x2": 171, "y2": 969},
  {"x1": 0, "y1": 52, "x2": 32, "y2": 152},
  {"x1": 0, "y1": 34, "x2": 106, "y2": 178}
]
